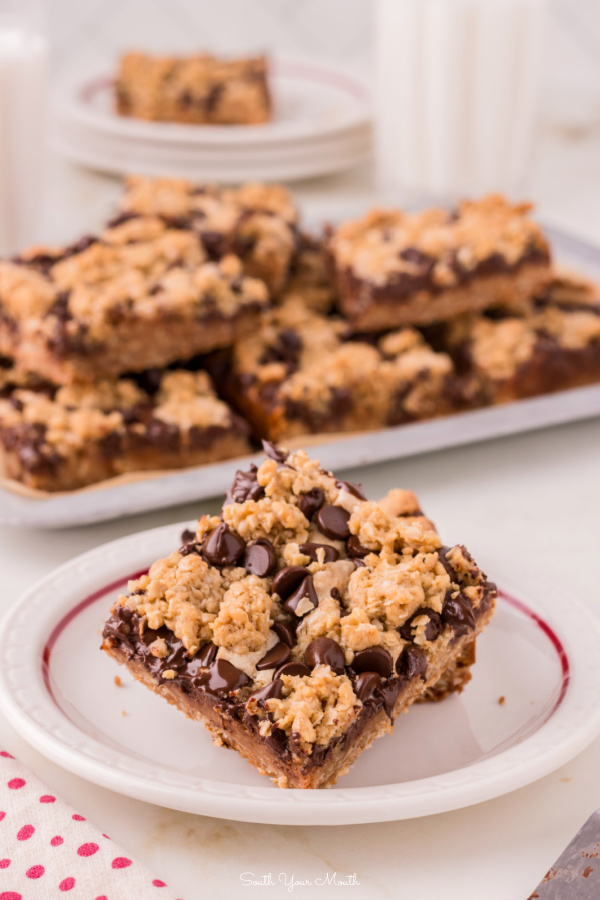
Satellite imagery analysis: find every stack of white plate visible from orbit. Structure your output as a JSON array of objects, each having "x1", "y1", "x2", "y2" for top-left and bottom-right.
[{"x1": 50, "y1": 59, "x2": 372, "y2": 183}]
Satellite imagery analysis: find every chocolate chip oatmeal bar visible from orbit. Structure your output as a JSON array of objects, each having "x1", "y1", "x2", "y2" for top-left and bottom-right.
[
  {"x1": 118, "y1": 176, "x2": 299, "y2": 295},
  {"x1": 0, "y1": 216, "x2": 269, "y2": 384},
  {"x1": 435, "y1": 267, "x2": 600, "y2": 405},
  {"x1": 102, "y1": 443, "x2": 497, "y2": 789},
  {"x1": 213, "y1": 298, "x2": 458, "y2": 442},
  {"x1": 327, "y1": 195, "x2": 551, "y2": 332},
  {"x1": 116, "y1": 52, "x2": 271, "y2": 125},
  {"x1": 0, "y1": 364, "x2": 249, "y2": 492}
]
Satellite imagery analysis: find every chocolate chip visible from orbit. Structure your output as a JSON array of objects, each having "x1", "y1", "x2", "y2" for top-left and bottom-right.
[
  {"x1": 297, "y1": 487, "x2": 325, "y2": 519},
  {"x1": 275, "y1": 661, "x2": 311, "y2": 679},
  {"x1": 179, "y1": 527, "x2": 200, "y2": 556},
  {"x1": 442, "y1": 592, "x2": 475, "y2": 636},
  {"x1": 354, "y1": 671, "x2": 382, "y2": 702},
  {"x1": 298, "y1": 542, "x2": 339, "y2": 563},
  {"x1": 283, "y1": 575, "x2": 319, "y2": 617},
  {"x1": 400, "y1": 247, "x2": 434, "y2": 269},
  {"x1": 396, "y1": 646, "x2": 428, "y2": 681},
  {"x1": 352, "y1": 646, "x2": 393, "y2": 678},
  {"x1": 202, "y1": 523, "x2": 245, "y2": 567},
  {"x1": 399, "y1": 607, "x2": 443, "y2": 643},
  {"x1": 273, "y1": 619, "x2": 297, "y2": 646},
  {"x1": 272, "y1": 566, "x2": 307, "y2": 600},
  {"x1": 196, "y1": 642, "x2": 218, "y2": 666},
  {"x1": 352, "y1": 559, "x2": 366, "y2": 568},
  {"x1": 247, "y1": 679, "x2": 283, "y2": 704},
  {"x1": 317, "y1": 505, "x2": 351, "y2": 540},
  {"x1": 304, "y1": 637, "x2": 345, "y2": 673},
  {"x1": 262, "y1": 440, "x2": 288, "y2": 464},
  {"x1": 336, "y1": 479, "x2": 367, "y2": 500},
  {"x1": 241, "y1": 538, "x2": 276, "y2": 577},
  {"x1": 437, "y1": 546, "x2": 456, "y2": 580},
  {"x1": 224, "y1": 464, "x2": 264, "y2": 505},
  {"x1": 200, "y1": 229, "x2": 227, "y2": 259},
  {"x1": 380, "y1": 678, "x2": 403, "y2": 718},
  {"x1": 256, "y1": 642, "x2": 292, "y2": 671},
  {"x1": 180, "y1": 528, "x2": 196, "y2": 545},
  {"x1": 197, "y1": 658, "x2": 250, "y2": 696},
  {"x1": 347, "y1": 535, "x2": 370, "y2": 559}
]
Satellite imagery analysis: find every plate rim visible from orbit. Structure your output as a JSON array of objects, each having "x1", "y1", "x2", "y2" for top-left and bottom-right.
[{"x1": 1, "y1": 520, "x2": 600, "y2": 825}]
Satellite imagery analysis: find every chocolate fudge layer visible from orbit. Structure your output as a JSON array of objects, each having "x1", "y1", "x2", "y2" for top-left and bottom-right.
[
  {"x1": 116, "y1": 52, "x2": 271, "y2": 125},
  {"x1": 0, "y1": 217, "x2": 268, "y2": 384},
  {"x1": 118, "y1": 177, "x2": 299, "y2": 295},
  {"x1": 277, "y1": 233, "x2": 337, "y2": 315},
  {"x1": 214, "y1": 299, "x2": 459, "y2": 442},
  {"x1": 0, "y1": 366, "x2": 250, "y2": 492},
  {"x1": 436, "y1": 268, "x2": 600, "y2": 404},
  {"x1": 102, "y1": 443, "x2": 497, "y2": 789},
  {"x1": 327, "y1": 195, "x2": 551, "y2": 331}
]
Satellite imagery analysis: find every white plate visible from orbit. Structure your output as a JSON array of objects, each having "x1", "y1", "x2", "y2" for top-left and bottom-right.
[
  {"x1": 0, "y1": 223, "x2": 599, "y2": 529},
  {"x1": 1, "y1": 521, "x2": 600, "y2": 825},
  {"x1": 51, "y1": 58, "x2": 372, "y2": 181}
]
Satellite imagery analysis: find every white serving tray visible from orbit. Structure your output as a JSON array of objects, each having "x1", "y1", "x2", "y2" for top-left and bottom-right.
[{"x1": 0, "y1": 224, "x2": 598, "y2": 529}]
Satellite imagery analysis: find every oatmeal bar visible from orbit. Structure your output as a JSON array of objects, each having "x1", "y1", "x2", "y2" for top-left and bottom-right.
[
  {"x1": 327, "y1": 195, "x2": 551, "y2": 331},
  {"x1": 0, "y1": 216, "x2": 269, "y2": 384},
  {"x1": 0, "y1": 364, "x2": 250, "y2": 492},
  {"x1": 436, "y1": 268, "x2": 600, "y2": 404},
  {"x1": 212, "y1": 298, "x2": 458, "y2": 442},
  {"x1": 102, "y1": 442, "x2": 497, "y2": 789},
  {"x1": 117, "y1": 176, "x2": 299, "y2": 295},
  {"x1": 116, "y1": 52, "x2": 271, "y2": 125}
]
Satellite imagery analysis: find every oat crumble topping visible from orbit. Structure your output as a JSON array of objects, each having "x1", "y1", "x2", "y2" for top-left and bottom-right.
[{"x1": 329, "y1": 194, "x2": 549, "y2": 287}]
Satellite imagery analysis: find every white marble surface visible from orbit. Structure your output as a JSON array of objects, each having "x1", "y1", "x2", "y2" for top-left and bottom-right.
[{"x1": 0, "y1": 142, "x2": 600, "y2": 898}]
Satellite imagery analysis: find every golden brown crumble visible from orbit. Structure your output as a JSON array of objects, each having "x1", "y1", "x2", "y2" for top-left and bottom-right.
[
  {"x1": 329, "y1": 195, "x2": 549, "y2": 286},
  {"x1": 0, "y1": 367, "x2": 237, "y2": 457},
  {"x1": 267, "y1": 665, "x2": 357, "y2": 751},
  {"x1": 0, "y1": 221, "x2": 269, "y2": 348},
  {"x1": 118, "y1": 176, "x2": 298, "y2": 294}
]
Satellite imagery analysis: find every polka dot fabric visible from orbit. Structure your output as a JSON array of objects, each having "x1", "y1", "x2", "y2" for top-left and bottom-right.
[{"x1": 0, "y1": 752, "x2": 181, "y2": 899}]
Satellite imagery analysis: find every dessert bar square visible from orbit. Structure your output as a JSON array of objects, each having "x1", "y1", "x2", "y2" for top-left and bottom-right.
[
  {"x1": 0, "y1": 216, "x2": 269, "y2": 384},
  {"x1": 102, "y1": 443, "x2": 497, "y2": 789},
  {"x1": 436, "y1": 268, "x2": 600, "y2": 404},
  {"x1": 116, "y1": 52, "x2": 271, "y2": 125},
  {"x1": 117, "y1": 176, "x2": 299, "y2": 295},
  {"x1": 214, "y1": 299, "x2": 459, "y2": 442},
  {"x1": 327, "y1": 195, "x2": 551, "y2": 331},
  {"x1": 0, "y1": 363, "x2": 250, "y2": 492}
]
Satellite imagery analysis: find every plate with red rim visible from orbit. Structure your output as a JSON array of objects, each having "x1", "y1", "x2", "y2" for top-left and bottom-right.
[{"x1": 0, "y1": 520, "x2": 599, "y2": 826}]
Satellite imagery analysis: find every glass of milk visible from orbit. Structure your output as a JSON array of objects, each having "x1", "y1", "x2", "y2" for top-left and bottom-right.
[
  {"x1": 0, "y1": 0, "x2": 47, "y2": 256},
  {"x1": 375, "y1": 0, "x2": 546, "y2": 200}
]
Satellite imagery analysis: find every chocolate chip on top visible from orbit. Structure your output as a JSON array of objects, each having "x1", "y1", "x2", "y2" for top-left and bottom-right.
[{"x1": 107, "y1": 446, "x2": 496, "y2": 754}]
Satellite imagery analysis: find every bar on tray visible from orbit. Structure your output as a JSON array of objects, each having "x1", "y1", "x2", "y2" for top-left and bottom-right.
[
  {"x1": 327, "y1": 194, "x2": 552, "y2": 331},
  {"x1": 433, "y1": 267, "x2": 600, "y2": 404},
  {"x1": 102, "y1": 442, "x2": 497, "y2": 789},
  {"x1": 116, "y1": 52, "x2": 271, "y2": 125},
  {"x1": 211, "y1": 298, "x2": 459, "y2": 442},
  {"x1": 117, "y1": 176, "x2": 299, "y2": 295},
  {"x1": 0, "y1": 216, "x2": 269, "y2": 384},
  {"x1": 0, "y1": 363, "x2": 250, "y2": 492}
]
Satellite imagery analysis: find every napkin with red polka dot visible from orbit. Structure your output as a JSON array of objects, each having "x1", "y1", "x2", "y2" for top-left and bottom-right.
[{"x1": 0, "y1": 751, "x2": 182, "y2": 899}]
